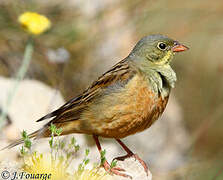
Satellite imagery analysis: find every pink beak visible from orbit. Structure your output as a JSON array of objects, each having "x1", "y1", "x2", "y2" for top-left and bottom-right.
[{"x1": 172, "y1": 43, "x2": 189, "y2": 52}]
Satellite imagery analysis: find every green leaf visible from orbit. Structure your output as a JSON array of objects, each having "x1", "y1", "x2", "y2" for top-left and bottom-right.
[
  {"x1": 84, "y1": 159, "x2": 90, "y2": 165},
  {"x1": 66, "y1": 152, "x2": 72, "y2": 159},
  {"x1": 100, "y1": 149, "x2": 106, "y2": 165},
  {"x1": 75, "y1": 145, "x2": 80, "y2": 152},
  {"x1": 59, "y1": 141, "x2": 65, "y2": 149},
  {"x1": 24, "y1": 139, "x2": 31, "y2": 149},
  {"x1": 22, "y1": 130, "x2": 28, "y2": 139},
  {"x1": 49, "y1": 123, "x2": 57, "y2": 134},
  {"x1": 100, "y1": 149, "x2": 106, "y2": 157},
  {"x1": 20, "y1": 146, "x2": 26, "y2": 155},
  {"x1": 71, "y1": 137, "x2": 76, "y2": 145},
  {"x1": 56, "y1": 128, "x2": 62, "y2": 136},
  {"x1": 78, "y1": 164, "x2": 83, "y2": 172},
  {"x1": 101, "y1": 157, "x2": 106, "y2": 165},
  {"x1": 85, "y1": 149, "x2": 90, "y2": 156},
  {"x1": 49, "y1": 137, "x2": 53, "y2": 148},
  {"x1": 110, "y1": 160, "x2": 117, "y2": 169}
]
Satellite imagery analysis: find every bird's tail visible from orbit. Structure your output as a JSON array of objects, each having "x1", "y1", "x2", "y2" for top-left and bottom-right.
[
  {"x1": 2, "y1": 120, "x2": 82, "y2": 151},
  {"x1": 1, "y1": 128, "x2": 44, "y2": 150}
]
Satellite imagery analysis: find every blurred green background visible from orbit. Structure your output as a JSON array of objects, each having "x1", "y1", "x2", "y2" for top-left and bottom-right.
[{"x1": 0, "y1": 0, "x2": 223, "y2": 179}]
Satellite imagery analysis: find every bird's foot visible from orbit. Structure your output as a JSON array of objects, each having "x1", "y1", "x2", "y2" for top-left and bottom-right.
[
  {"x1": 102, "y1": 160, "x2": 132, "y2": 179},
  {"x1": 114, "y1": 153, "x2": 148, "y2": 176}
]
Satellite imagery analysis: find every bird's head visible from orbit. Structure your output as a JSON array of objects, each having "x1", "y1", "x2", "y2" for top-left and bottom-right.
[{"x1": 131, "y1": 34, "x2": 188, "y2": 66}]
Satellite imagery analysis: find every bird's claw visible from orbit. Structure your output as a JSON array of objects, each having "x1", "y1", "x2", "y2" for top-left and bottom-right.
[{"x1": 102, "y1": 160, "x2": 132, "y2": 179}]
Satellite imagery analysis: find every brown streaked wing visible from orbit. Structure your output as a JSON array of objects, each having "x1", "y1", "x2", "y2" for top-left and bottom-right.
[{"x1": 36, "y1": 58, "x2": 135, "y2": 124}]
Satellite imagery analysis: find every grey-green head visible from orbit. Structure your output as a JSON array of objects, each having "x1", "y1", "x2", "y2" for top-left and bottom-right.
[{"x1": 130, "y1": 34, "x2": 188, "y2": 65}]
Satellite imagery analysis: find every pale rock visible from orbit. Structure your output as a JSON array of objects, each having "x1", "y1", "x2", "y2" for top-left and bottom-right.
[
  {"x1": 0, "y1": 77, "x2": 65, "y2": 161},
  {"x1": 96, "y1": 157, "x2": 152, "y2": 180}
]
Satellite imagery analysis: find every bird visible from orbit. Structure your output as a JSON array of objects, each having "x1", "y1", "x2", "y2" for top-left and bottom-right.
[{"x1": 3, "y1": 34, "x2": 188, "y2": 178}]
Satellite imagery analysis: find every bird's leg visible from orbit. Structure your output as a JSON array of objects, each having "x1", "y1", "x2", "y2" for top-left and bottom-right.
[
  {"x1": 115, "y1": 139, "x2": 149, "y2": 175},
  {"x1": 93, "y1": 135, "x2": 131, "y2": 178}
]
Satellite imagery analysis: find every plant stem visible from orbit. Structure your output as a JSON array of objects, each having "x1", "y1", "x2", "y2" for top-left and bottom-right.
[{"x1": 0, "y1": 38, "x2": 34, "y2": 129}]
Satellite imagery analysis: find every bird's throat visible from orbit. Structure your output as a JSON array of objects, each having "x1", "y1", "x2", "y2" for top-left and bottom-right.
[{"x1": 141, "y1": 64, "x2": 177, "y2": 99}]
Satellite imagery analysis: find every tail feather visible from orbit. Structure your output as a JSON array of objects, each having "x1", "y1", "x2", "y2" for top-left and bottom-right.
[
  {"x1": 1, "y1": 129, "x2": 43, "y2": 151},
  {"x1": 36, "y1": 112, "x2": 56, "y2": 122}
]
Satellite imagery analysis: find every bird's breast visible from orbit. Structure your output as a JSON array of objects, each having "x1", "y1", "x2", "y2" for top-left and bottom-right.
[{"x1": 80, "y1": 74, "x2": 169, "y2": 138}]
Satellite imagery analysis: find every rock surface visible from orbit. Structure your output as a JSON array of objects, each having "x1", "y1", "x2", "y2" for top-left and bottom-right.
[
  {"x1": 0, "y1": 77, "x2": 64, "y2": 161},
  {"x1": 113, "y1": 157, "x2": 152, "y2": 180}
]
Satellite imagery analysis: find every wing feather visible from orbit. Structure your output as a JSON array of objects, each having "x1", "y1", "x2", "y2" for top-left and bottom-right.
[{"x1": 36, "y1": 58, "x2": 135, "y2": 124}]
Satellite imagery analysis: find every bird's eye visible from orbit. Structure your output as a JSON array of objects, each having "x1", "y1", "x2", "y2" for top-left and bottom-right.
[{"x1": 157, "y1": 42, "x2": 167, "y2": 50}]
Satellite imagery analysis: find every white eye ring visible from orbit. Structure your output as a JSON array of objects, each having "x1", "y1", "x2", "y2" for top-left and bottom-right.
[{"x1": 157, "y1": 42, "x2": 167, "y2": 50}]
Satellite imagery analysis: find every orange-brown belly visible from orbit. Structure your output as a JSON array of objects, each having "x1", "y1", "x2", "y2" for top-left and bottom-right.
[{"x1": 80, "y1": 74, "x2": 169, "y2": 138}]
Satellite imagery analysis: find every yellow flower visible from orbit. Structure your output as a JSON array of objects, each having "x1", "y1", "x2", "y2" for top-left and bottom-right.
[
  {"x1": 18, "y1": 12, "x2": 51, "y2": 35},
  {"x1": 22, "y1": 152, "x2": 71, "y2": 180},
  {"x1": 22, "y1": 152, "x2": 112, "y2": 180}
]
